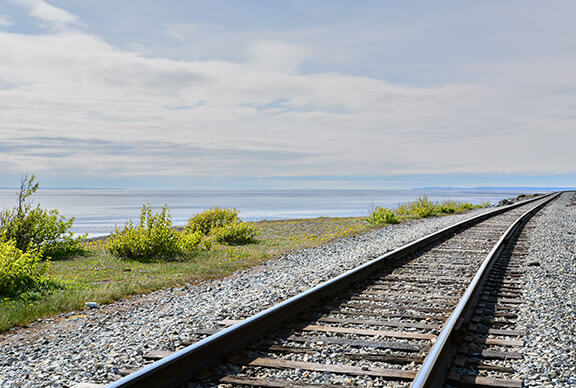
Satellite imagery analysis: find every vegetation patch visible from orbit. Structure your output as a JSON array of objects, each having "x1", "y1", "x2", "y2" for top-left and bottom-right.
[
  {"x1": 213, "y1": 222, "x2": 259, "y2": 245},
  {"x1": 186, "y1": 207, "x2": 240, "y2": 235},
  {"x1": 0, "y1": 175, "x2": 85, "y2": 259},
  {"x1": 0, "y1": 215, "x2": 370, "y2": 332},
  {"x1": 106, "y1": 205, "x2": 203, "y2": 262},
  {"x1": 0, "y1": 241, "x2": 49, "y2": 297},
  {"x1": 0, "y1": 188, "x2": 490, "y2": 332},
  {"x1": 0, "y1": 175, "x2": 83, "y2": 329},
  {"x1": 366, "y1": 206, "x2": 399, "y2": 225},
  {"x1": 376, "y1": 195, "x2": 487, "y2": 222},
  {"x1": 186, "y1": 207, "x2": 258, "y2": 245}
]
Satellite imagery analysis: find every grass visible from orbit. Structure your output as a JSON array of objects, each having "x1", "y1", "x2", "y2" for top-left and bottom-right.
[
  {"x1": 0, "y1": 198, "x2": 489, "y2": 332},
  {"x1": 0, "y1": 216, "x2": 371, "y2": 332}
]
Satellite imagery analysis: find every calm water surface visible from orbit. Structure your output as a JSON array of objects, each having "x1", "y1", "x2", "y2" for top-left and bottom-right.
[{"x1": 0, "y1": 188, "x2": 543, "y2": 237}]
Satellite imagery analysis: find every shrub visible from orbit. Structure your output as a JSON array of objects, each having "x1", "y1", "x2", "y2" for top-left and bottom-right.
[
  {"x1": 459, "y1": 202, "x2": 477, "y2": 210},
  {"x1": 186, "y1": 207, "x2": 240, "y2": 235},
  {"x1": 213, "y1": 222, "x2": 259, "y2": 245},
  {"x1": 396, "y1": 196, "x2": 439, "y2": 218},
  {"x1": 410, "y1": 196, "x2": 439, "y2": 217},
  {"x1": 186, "y1": 208, "x2": 259, "y2": 246},
  {"x1": 179, "y1": 229, "x2": 204, "y2": 252},
  {"x1": 385, "y1": 196, "x2": 485, "y2": 220},
  {"x1": 366, "y1": 207, "x2": 399, "y2": 225},
  {"x1": 0, "y1": 175, "x2": 84, "y2": 258},
  {"x1": 106, "y1": 205, "x2": 202, "y2": 262},
  {"x1": 437, "y1": 200, "x2": 457, "y2": 214},
  {"x1": 394, "y1": 202, "x2": 411, "y2": 216},
  {"x1": 0, "y1": 240, "x2": 49, "y2": 297}
]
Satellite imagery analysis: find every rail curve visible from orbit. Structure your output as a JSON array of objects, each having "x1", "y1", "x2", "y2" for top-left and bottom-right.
[{"x1": 107, "y1": 192, "x2": 559, "y2": 388}]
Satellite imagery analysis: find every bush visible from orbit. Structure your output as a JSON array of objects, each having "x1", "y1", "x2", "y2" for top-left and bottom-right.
[
  {"x1": 380, "y1": 196, "x2": 485, "y2": 221},
  {"x1": 396, "y1": 196, "x2": 438, "y2": 218},
  {"x1": 213, "y1": 222, "x2": 259, "y2": 245},
  {"x1": 437, "y1": 200, "x2": 457, "y2": 214},
  {"x1": 459, "y1": 202, "x2": 476, "y2": 210},
  {"x1": 179, "y1": 229, "x2": 204, "y2": 252},
  {"x1": 410, "y1": 196, "x2": 439, "y2": 217},
  {"x1": 0, "y1": 175, "x2": 84, "y2": 258},
  {"x1": 186, "y1": 207, "x2": 240, "y2": 235},
  {"x1": 186, "y1": 208, "x2": 259, "y2": 246},
  {"x1": 106, "y1": 205, "x2": 202, "y2": 262},
  {"x1": 367, "y1": 207, "x2": 399, "y2": 225},
  {"x1": 0, "y1": 240, "x2": 49, "y2": 297}
]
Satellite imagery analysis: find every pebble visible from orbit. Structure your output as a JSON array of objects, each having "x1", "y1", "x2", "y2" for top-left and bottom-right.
[{"x1": 517, "y1": 192, "x2": 576, "y2": 386}]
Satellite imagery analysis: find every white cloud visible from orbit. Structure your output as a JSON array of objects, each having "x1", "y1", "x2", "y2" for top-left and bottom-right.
[
  {"x1": 8, "y1": 0, "x2": 83, "y2": 31},
  {"x1": 1, "y1": 2, "x2": 576, "y2": 183}
]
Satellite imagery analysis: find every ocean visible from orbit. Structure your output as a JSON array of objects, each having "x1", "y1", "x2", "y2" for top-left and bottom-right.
[{"x1": 0, "y1": 188, "x2": 545, "y2": 238}]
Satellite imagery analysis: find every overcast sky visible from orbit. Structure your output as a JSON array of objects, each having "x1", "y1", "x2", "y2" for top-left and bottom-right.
[{"x1": 0, "y1": 0, "x2": 574, "y2": 189}]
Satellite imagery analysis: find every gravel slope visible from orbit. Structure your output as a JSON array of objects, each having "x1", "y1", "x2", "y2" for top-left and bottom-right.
[{"x1": 518, "y1": 192, "x2": 576, "y2": 387}]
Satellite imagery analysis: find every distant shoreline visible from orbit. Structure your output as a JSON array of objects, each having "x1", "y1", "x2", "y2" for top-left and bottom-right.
[{"x1": 3, "y1": 188, "x2": 547, "y2": 239}]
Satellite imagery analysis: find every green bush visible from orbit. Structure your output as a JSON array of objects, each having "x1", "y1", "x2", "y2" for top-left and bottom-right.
[
  {"x1": 186, "y1": 207, "x2": 240, "y2": 235},
  {"x1": 213, "y1": 222, "x2": 259, "y2": 245},
  {"x1": 366, "y1": 207, "x2": 399, "y2": 225},
  {"x1": 410, "y1": 196, "x2": 439, "y2": 217},
  {"x1": 179, "y1": 229, "x2": 204, "y2": 252},
  {"x1": 0, "y1": 240, "x2": 49, "y2": 297},
  {"x1": 437, "y1": 200, "x2": 457, "y2": 214},
  {"x1": 396, "y1": 196, "x2": 439, "y2": 218},
  {"x1": 394, "y1": 203, "x2": 410, "y2": 216},
  {"x1": 382, "y1": 196, "x2": 486, "y2": 221},
  {"x1": 186, "y1": 208, "x2": 259, "y2": 246},
  {"x1": 106, "y1": 205, "x2": 202, "y2": 262},
  {"x1": 459, "y1": 202, "x2": 477, "y2": 210},
  {"x1": 0, "y1": 175, "x2": 84, "y2": 258}
]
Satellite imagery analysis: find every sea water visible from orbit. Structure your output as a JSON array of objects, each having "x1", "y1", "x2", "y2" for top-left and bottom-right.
[{"x1": 0, "y1": 188, "x2": 543, "y2": 238}]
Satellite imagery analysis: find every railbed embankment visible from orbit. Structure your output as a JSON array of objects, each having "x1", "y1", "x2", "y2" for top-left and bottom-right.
[
  {"x1": 1, "y1": 193, "x2": 569, "y2": 388},
  {"x1": 0, "y1": 206, "x2": 498, "y2": 387},
  {"x1": 517, "y1": 191, "x2": 576, "y2": 386}
]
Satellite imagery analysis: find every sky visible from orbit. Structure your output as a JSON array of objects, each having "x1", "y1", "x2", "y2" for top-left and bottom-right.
[{"x1": 0, "y1": 0, "x2": 575, "y2": 189}]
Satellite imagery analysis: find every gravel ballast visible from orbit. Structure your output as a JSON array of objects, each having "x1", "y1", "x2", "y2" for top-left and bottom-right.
[
  {"x1": 518, "y1": 192, "x2": 576, "y2": 387},
  {"x1": 0, "y1": 195, "x2": 571, "y2": 388}
]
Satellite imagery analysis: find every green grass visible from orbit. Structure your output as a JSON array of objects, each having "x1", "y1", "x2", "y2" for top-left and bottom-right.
[
  {"x1": 0, "y1": 200, "x2": 488, "y2": 332},
  {"x1": 0, "y1": 216, "x2": 371, "y2": 332}
]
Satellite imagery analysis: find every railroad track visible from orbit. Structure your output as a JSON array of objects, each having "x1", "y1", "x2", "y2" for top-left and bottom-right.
[
  {"x1": 443, "y1": 223, "x2": 533, "y2": 387},
  {"x1": 107, "y1": 193, "x2": 558, "y2": 388}
]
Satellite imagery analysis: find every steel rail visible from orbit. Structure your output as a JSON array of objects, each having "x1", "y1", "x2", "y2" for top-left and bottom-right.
[
  {"x1": 411, "y1": 192, "x2": 560, "y2": 388},
  {"x1": 108, "y1": 192, "x2": 556, "y2": 388}
]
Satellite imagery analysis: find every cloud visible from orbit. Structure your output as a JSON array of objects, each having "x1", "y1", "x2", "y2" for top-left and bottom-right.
[
  {"x1": 8, "y1": 0, "x2": 83, "y2": 31},
  {"x1": 0, "y1": 14, "x2": 13, "y2": 27},
  {"x1": 0, "y1": 1, "x2": 575, "y2": 185},
  {"x1": 249, "y1": 41, "x2": 310, "y2": 74}
]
